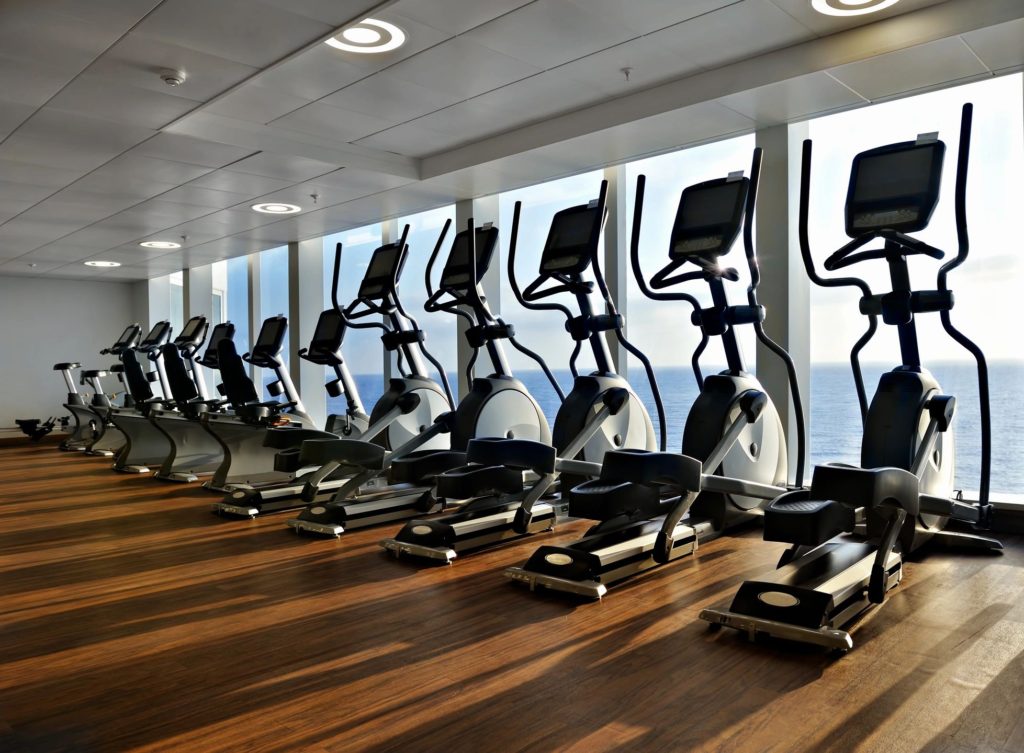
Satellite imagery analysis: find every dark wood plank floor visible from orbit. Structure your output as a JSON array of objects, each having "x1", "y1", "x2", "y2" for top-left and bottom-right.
[{"x1": 1, "y1": 443, "x2": 1022, "y2": 753}]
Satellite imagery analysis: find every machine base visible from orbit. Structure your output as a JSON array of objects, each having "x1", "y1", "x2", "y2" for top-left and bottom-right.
[{"x1": 699, "y1": 608, "x2": 855, "y2": 652}]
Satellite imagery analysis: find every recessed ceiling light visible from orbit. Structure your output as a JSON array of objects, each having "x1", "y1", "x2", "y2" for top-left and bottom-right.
[
  {"x1": 325, "y1": 19, "x2": 406, "y2": 53},
  {"x1": 140, "y1": 240, "x2": 181, "y2": 249},
  {"x1": 251, "y1": 202, "x2": 301, "y2": 214},
  {"x1": 811, "y1": 0, "x2": 900, "y2": 16},
  {"x1": 85, "y1": 260, "x2": 121, "y2": 268}
]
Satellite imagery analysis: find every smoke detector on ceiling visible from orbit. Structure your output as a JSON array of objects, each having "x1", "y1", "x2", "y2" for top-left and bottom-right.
[{"x1": 159, "y1": 68, "x2": 187, "y2": 87}]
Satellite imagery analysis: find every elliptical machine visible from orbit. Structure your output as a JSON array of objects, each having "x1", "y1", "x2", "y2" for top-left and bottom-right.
[
  {"x1": 380, "y1": 183, "x2": 663, "y2": 562},
  {"x1": 54, "y1": 323, "x2": 140, "y2": 452},
  {"x1": 287, "y1": 220, "x2": 553, "y2": 537},
  {"x1": 700, "y1": 103, "x2": 1001, "y2": 652},
  {"x1": 504, "y1": 149, "x2": 805, "y2": 597}
]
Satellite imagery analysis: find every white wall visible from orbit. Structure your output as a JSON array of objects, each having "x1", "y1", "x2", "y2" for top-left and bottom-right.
[{"x1": 0, "y1": 275, "x2": 136, "y2": 427}]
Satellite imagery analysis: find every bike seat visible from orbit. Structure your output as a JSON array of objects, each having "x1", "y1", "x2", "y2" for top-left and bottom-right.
[
  {"x1": 264, "y1": 426, "x2": 335, "y2": 450},
  {"x1": 53, "y1": 362, "x2": 80, "y2": 370},
  {"x1": 80, "y1": 369, "x2": 109, "y2": 378},
  {"x1": 388, "y1": 449, "x2": 468, "y2": 485},
  {"x1": 567, "y1": 478, "x2": 664, "y2": 522},
  {"x1": 466, "y1": 437, "x2": 557, "y2": 475},
  {"x1": 435, "y1": 463, "x2": 524, "y2": 500}
]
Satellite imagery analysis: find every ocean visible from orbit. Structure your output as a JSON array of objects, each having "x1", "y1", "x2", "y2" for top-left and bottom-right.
[{"x1": 333, "y1": 360, "x2": 1023, "y2": 498}]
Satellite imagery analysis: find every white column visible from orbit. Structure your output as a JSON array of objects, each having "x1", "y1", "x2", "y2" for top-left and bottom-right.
[
  {"x1": 754, "y1": 122, "x2": 811, "y2": 484},
  {"x1": 184, "y1": 264, "x2": 214, "y2": 321},
  {"x1": 247, "y1": 253, "x2": 261, "y2": 380},
  {"x1": 290, "y1": 238, "x2": 327, "y2": 427},
  {"x1": 454, "y1": 194, "x2": 501, "y2": 398},
  {"x1": 382, "y1": 219, "x2": 398, "y2": 383},
  {"x1": 147, "y1": 275, "x2": 170, "y2": 328},
  {"x1": 602, "y1": 164, "x2": 629, "y2": 377}
]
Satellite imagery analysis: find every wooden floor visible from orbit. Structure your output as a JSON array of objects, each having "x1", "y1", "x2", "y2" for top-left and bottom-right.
[{"x1": 1, "y1": 444, "x2": 1022, "y2": 753}]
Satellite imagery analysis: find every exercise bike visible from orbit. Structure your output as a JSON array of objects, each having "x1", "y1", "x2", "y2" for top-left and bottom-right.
[{"x1": 700, "y1": 103, "x2": 1001, "y2": 652}]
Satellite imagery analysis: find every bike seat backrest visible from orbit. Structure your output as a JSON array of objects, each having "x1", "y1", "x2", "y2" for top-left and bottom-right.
[
  {"x1": 537, "y1": 203, "x2": 603, "y2": 277},
  {"x1": 216, "y1": 338, "x2": 260, "y2": 405},
  {"x1": 247, "y1": 315, "x2": 287, "y2": 368},
  {"x1": 302, "y1": 309, "x2": 346, "y2": 366},
  {"x1": 439, "y1": 226, "x2": 499, "y2": 292},
  {"x1": 197, "y1": 322, "x2": 236, "y2": 369},
  {"x1": 120, "y1": 350, "x2": 154, "y2": 402},
  {"x1": 668, "y1": 176, "x2": 748, "y2": 267},
  {"x1": 161, "y1": 343, "x2": 199, "y2": 403},
  {"x1": 357, "y1": 242, "x2": 406, "y2": 300},
  {"x1": 845, "y1": 139, "x2": 944, "y2": 238}
]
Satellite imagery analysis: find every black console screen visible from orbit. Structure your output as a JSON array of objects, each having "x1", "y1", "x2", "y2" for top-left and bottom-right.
[
  {"x1": 846, "y1": 141, "x2": 944, "y2": 235},
  {"x1": 441, "y1": 226, "x2": 498, "y2": 289},
  {"x1": 540, "y1": 206, "x2": 599, "y2": 274}
]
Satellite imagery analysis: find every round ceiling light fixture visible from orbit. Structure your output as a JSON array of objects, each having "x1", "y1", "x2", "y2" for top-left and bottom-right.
[
  {"x1": 811, "y1": 0, "x2": 900, "y2": 16},
  {"x1": 325, "y1": 19, "x2": 406, "y2": 53},
  {"x1": 139, "y1": 240, "x2": 182, "y2": 249},
  {"x1": 85, "y1": 260, "x2": 121, "y2": 268},
  {"x1": 251, "y1": 202, "x2": 302, "y2": 215}
]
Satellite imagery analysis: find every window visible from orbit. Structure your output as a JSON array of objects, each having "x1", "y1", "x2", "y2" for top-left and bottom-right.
[
  {"x1": 259, "y1": 245, "x2": 289, "y2": 398},
  {"x1": 396, "y1": 206, "x2": 458, "y2": 397},
  {"x1": 625, "y1": 135, "x2": 758, "y2": 452},
  {"x1": 322, "y1": 224, "x2": 384, "y2": 416},
  {"x1": 805, "y1": 73, "x2": 1024, "y2": 496},
  {"x1": 497, "y1": 171, "x2": 605, "y2": 429},
  {"x1": 210, "y1": 256, "x2": 250, "y2": 366}
]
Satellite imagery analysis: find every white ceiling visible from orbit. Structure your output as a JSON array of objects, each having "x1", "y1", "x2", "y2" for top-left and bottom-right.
[{"x1": 0, "y1": 0, "x2": 1021, "y2": 280}]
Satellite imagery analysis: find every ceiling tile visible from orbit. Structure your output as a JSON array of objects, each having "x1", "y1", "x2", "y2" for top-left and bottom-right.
[
  {"x1": 961, "y1": 18, "x2": 1024, "y2": 73},
  {"x1": 0, "y1": 3, "x2": 137, "y2": 72},
  {"x1": 15, "y1": 108, "x2": 156, "y2": 154},
  {"x1": 87, "y1": 32, "x2": 262, "y2": 103},
  {"x1": 189, "y1": 170, "x2": 294, "y2": 195},
  {"x1": 0, "y1": 135, "x2": 121, "y2": 172},
  {"x1": 0, "y1": 160, "x2": 88, "y2": 189},
  {"x1": 386, "y1": 36, "x2": 542, "y2": 100},
  {"x1": 322, "y1": 71, "x2": 462, "y2": 124},
  {"x1": 229, "y1": 153, "x2": 340, "y2": 182},
  {"x1": 653, "y1": 0, "x2": 814, "y2": 70},
  {"x1": 158, "y1": 185, "x2": 252, "y2": 209},
  {"x1": 0, "y1": 259, "x2": 65, "y2": 274},
  {"x1": 65, "y1": 172, "x2": 182, "y2": 202},
  {"x1": 828, "y1": 37, "x2": 990, "y2": 100},
  {"x1": 258, "y1": 0, "x2": 383, "y2": 26},
  {"x1": 718, "y1": 71, "x2": 867, "y2": 124},
  {"x1": 0, "y1": 181, "x2": 54, "y2": 205},
  {"x1": 247, "y1": 45, "x2": 370, "y2": 101},
  {"x1": 0, "y1": 101, "x2": 36, "y2": 141},
  {"x1": 206, "y1": 85, "x2": 314, "y2": 125},
  {"x1": 354, "y1": 121, "x2": 463, "y2": 158},
  {"x1": 134, "y1": 0, "x2": 333, "y2": 68},
  {"x1": 464, "y1": 0, "x2": 634, "y2": 69},
  {"x1": 389, "y1": 0, "x2": 533, "y2": 35},
  {"x1": 23, "y1": 244, "x2": 108, "y2": 262},
  {"x1": 571, "y1": 0, "x2": 735, "y2": 36},
  {"x1": 271, "y1": 101, "x2": 393, "y2": 142},
  {"x1": 45, "y1": 76, "x2": 203, "y2": 130},
  {"x1": 129, "y1": 133, "x2": 256, "y2": 169},
  {"x1": 551, "y1": 32, "x2": 703, "y2": 97},
  {"x1": 0, "y1": 56, "x2": 75, "y2": 108}
]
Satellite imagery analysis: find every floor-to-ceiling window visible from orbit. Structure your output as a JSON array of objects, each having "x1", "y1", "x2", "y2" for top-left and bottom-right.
[
  {"x1": 322, "y1": 224, "x2": 384, "y2": 416},
  {"x1": 259, "y1": 245, "x2": 289, "y2": 399},
  {"x1": 168, "y1": 271, "x2": 184, "y2": 335},
  {"x1": 396, "y1": 206, "x2": 458, "y2": 398},
  {"x1": 804, "y1": 73, "x2": 1024, "y2": 497},
  {"x1": 497, "y1": 171, "x2": 604, "y2": 429},
  {"x1": 624, "y1": 134, "x2": 757, "y2": 451}
]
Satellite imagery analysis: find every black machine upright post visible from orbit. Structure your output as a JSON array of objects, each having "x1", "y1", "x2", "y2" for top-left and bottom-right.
[
  {"x1": 886, "y1": 242, "x2": 922, "y2": 370},
  {"x1": 708, "y1": 277, "x2": 744, "y2": 374}
]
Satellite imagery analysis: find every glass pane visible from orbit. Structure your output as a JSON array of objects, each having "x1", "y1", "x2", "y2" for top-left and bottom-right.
[
  {"x1": 806, "y1": 73, "x2": 1024, "y2": 496},
  {"x1": 259, "y1": 245, "x2": 289, "y2": 399},
  {"x1": 498, "y1": 171, "x2": 604, "y2": 428},
  {"x1": 168, "y1": 271, "x2": 184, "y2": 334},
  {"x1": 624, "y1": 135, "x2": 757, "y2": 452},
  {"x1": 225, "y1": 256, "x2": 250, "y2": 358},
  {"x1": 322, "y1": 224, "x2": 383, "y2": 416},
  {"x1": 396, "y1": 206, "x2": 458, "y2": 397}
]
